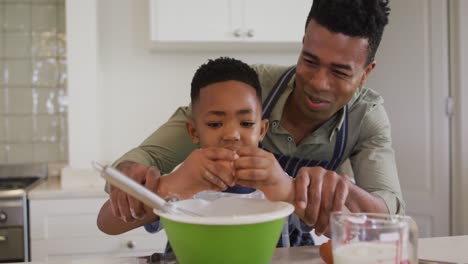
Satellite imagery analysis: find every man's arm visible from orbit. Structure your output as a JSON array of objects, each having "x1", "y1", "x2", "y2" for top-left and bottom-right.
[
  {"x1": 113, "y1": 106, "x2": 197, "y2": 174},
  {"x1": 98, "y1": 148, "x2": 239, "y2": 234},
  {"x1": 101, "y1": 106, "x2": 197, "y2": 225},
  {"x1": 349, "y1": 103, "x2": 405, "y2": 215},
  {"x1": 345, "y1": 182, "x2": 390, "y2": 213},
  {"x1": 294, "y1": 102, "x2": 404, "y2": 235}
]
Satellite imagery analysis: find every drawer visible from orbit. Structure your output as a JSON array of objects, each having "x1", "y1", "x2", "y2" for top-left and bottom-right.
[
  {"x1": 30, "y1": 198, "x2": 108, "y2": 240},
  {"x1": 31, "y1": 230, "x2": 167, "y2": 260},
  {"x1": 32, "y1": 209, "x2": 152, "y2": 240},
  {"x1": 0, "y1": 227, "x2": 24, "y2": 261},
  {"x1": 29, "y1": 196, "x2": 167, "y2": 261}
]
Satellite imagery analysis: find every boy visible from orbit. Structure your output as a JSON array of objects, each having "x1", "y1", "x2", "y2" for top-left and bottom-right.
[{"x1": 97, "y1": 57, "x2": 296, "y2": 240}]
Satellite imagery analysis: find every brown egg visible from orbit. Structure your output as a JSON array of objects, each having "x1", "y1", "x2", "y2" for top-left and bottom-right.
[
  {"x1": 217, "y1": 160, "x2": 233, "y2": 170},
  {"x1": 319, "y1": 240, "x2": 333, "y2": 264},
  {"x1": 216, "y1": 160, "x2": 235, "y2": 186}
]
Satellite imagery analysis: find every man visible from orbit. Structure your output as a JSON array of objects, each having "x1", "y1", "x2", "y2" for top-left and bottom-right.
[{"x1": 105, "y1": 0, "x2": 404, "y2": 246}]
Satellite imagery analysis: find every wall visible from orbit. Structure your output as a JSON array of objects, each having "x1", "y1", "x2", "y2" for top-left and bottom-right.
[
  {"x1": 67, "y1": 0, "x2": 299, "y2": 169},
  {"x1": 0, "y1": 0, "x2": 67, "y2": 164},
  {"x1": 364, "y1": 0, "x2": 451, "y2": 237}
]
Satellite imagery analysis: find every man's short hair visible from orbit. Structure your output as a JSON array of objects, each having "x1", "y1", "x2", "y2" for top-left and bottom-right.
[{"x1": 306, "y1": 0, "x2": 391, "y2": 65}]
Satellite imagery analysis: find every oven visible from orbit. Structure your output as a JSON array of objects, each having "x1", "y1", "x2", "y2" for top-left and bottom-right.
[
  {"x1": 0, "y1": 192, "x2": 27, "y2": 262},
  {"x1": 0, "y1": 164, "x2": 47, "y2": 263}
]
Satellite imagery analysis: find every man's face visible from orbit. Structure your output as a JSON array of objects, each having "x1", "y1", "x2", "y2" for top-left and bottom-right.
[
  {"x1": 294, "y1": 19, "x2": 376, "y2": 122},
  {"x1": 187, "y1": 80, "x2": 268, "y2": 151}
]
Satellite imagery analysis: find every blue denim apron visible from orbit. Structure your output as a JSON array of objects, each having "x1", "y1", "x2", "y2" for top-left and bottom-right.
[{"x1": 226, "y1": 66, "x2": 349, "y2": 247}]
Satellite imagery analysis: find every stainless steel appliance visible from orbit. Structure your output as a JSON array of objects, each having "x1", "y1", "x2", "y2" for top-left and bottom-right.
[
  {"x1": 137, "y1": 252, "x2": 176, "y2": 264},
  {"x1": 0, "y1": 164, "x2": 47, "y2": 263}
]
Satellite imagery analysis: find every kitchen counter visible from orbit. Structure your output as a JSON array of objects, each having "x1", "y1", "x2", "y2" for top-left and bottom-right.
[
  {"x1": 419, "y1": 235, "x2": 468, "y2": 263},
  {"x1": 28, "y1": 175, "x2": 108, "y2": 200},
  {"x1": 10, "y1": 236, "x2": 468, "y2": 264},
  {"x1": 9, "y1": 246, "x2": 324, "y2": 264},
  {"x1": 271, "y1": 246, "x2": 324, "y2": 263}
]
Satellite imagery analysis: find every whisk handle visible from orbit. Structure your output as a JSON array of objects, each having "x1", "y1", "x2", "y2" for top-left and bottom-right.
[{"x1": 92, "y1": 161, "x2": 168, "y2": 211}]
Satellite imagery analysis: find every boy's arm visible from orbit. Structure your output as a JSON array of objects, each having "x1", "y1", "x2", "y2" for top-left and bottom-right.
[{"x1": 97, "y1": 199, "x2": 159, "y2": 235}]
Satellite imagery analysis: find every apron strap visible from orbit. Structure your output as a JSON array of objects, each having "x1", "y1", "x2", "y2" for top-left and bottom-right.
[
  {"x1": 262, "y1": 66, "x2": 296, "y2": 120},
  {"x1": 326, "y1": 105, "x2": 349, "y2": 171}
]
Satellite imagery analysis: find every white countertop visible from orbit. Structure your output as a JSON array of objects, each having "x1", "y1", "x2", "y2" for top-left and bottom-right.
[
  {"x1": 28, "y1": 176, "x2": 108, "y2": 200},
  {"x1": 419, "y1": 235, "x2": 468, "y2": 263},
  {"x1": 9, "y1": 246, "x2": 324, "y2": 264}
]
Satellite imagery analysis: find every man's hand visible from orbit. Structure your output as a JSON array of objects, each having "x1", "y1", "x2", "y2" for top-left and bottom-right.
[
  {"x1": 294, "y1": 166, "x2": 350, "y2": 235},
  {"x1": 109, "y1": 161, "x2": 160, "y2": 223},
  {"x1": 162, "y1": 148, "x2": 238, "y2": 199},
  {"x1": 234, "y1": 146, "x2": 294, "y2": 202}
]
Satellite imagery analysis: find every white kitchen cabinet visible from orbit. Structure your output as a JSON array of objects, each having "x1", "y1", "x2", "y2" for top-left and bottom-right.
[
  {"x1": 149, "y1": 0, "x2": 312, "y2": 48},
  {"x1": 30, "y1": 197, "x2": 167, "y2": 261},
  {"x1": 241, "y1": 0, "x2": 312, "y2": 42}
]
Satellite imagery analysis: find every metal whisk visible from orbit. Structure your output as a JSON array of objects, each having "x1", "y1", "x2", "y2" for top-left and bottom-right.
[{"x1": 92, "y1": 161, "x2": 202, "y2": 217}]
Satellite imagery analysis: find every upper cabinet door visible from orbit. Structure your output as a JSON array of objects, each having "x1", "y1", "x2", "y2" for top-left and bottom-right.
[
  {"x1": 242, "y1": 0, "x2": 312, "y2": 43},
  {"x1": 149, "y1": 0, "x2": 312, "y2": 48},
  {"x1": 150, "y1": 0, "x2": 233, "y2": 42}
]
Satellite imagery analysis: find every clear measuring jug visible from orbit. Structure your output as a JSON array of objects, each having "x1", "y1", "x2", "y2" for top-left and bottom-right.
[{"x1": 330, "y1": 212, "x2": 418, "y2": 264}]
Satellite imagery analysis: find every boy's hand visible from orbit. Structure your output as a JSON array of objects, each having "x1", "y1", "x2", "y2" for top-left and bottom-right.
[
  {"x1": 162, "y1": 148, "x2": 238, "y2": 199},
  {"x1": 233, "y1": 146, "x2": 294, "y2": 202}
]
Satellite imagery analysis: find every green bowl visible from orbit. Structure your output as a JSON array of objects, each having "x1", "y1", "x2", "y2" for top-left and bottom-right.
[{"x1": 155, "y1": 197, "x2": 294, "y2": 264}]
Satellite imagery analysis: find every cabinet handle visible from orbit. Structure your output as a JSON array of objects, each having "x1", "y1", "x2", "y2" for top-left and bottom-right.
[
  {"x1": 247, "y1": 29, "x2": 255, "y2": 38},
  {"x1": 0, "y1": 211, "x2": 7, "y2": 222},
  {"x1": 126, "y1": 240, "x2": 136, "y2": 249},
  {"x1": 233, "y1": 29, "x2": 242, "y2": 38}
]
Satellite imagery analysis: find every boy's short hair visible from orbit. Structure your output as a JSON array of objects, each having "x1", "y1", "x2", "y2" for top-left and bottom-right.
[
  {"x1": 191, "y1": 57, "x2": 262, "y2": 104},
  {"x1": 306, "y1": 0, "x2": 391, "y2": 65}
]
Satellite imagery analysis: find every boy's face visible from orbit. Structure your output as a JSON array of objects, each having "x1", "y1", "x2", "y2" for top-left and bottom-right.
[{"x1": 187, "y1": 80, "x2": 268, "y2": 151}]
